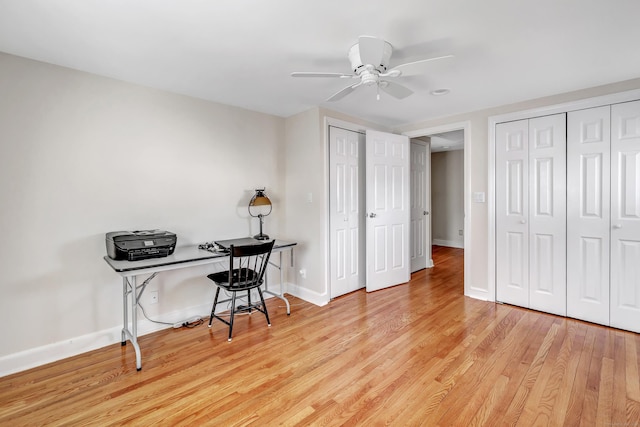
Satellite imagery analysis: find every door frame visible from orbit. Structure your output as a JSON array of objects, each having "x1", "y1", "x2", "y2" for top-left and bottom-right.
[
  {"x1": 488, "y1": 88, "x2": 640, "y2": 303},
  {"x1": 403, "y1": 121, "x2": 472, "y2": 298}
]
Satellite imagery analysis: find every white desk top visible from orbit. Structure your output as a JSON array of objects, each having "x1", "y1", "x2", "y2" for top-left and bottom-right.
[{"x1": 104, "y1": 239, "x2": 296, "y2": 274}]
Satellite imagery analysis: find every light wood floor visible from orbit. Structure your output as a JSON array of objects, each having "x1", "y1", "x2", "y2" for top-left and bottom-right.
[{"x1": 2, "y1": 246, "x2": 640, "y2": 426}]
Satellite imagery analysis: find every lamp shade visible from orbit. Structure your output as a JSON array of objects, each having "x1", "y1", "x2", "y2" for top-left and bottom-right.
[
  {"x1": 250, "y1": 193, "x2": 272, "y2": 207},
  {"x1": 248, "y1": 189, "x2": 272, "y2": 217}
]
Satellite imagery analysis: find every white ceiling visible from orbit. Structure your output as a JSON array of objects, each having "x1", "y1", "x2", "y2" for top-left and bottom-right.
[{"x1": 1, "y1": 0, "x2": 639, "y2": 128}]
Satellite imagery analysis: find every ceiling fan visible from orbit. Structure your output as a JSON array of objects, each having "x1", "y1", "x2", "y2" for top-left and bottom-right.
[{"x1": 291, "y1": 35, "x2": 453, "y2": 102}]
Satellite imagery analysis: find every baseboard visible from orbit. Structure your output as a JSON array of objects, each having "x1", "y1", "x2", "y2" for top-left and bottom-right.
[
  {"x1": 0, "y1": 287, "x2": 324, "y2": 378},
  {"x1": 285, "y1": 281, "x2": 329, "y2": 307},
  {"x1": 433, "y1": 239, "x2": 464, "y2": 249},
  {"x1": 0, "y1": 302, "x2": 213, "y2": 378},
  {"x1": 465, "y1": 286, "x2": 492, "y2": 302}
]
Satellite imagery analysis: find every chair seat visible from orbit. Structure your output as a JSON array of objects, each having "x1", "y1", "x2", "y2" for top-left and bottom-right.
[{"x1": 207, "y1": 268, "x2": 260, "y2": 291}]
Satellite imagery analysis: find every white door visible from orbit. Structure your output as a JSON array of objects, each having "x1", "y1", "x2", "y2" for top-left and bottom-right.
[
  {"x1": 528, "y1": 114, "x2": 567, "y2": 316},
  {"x1": 496, "y1": 119, "x2": 530, "y2": 307},
  {"x1": 410, "y1": 140, "x2": 431, "y2": 272},
  {"x1": 366, "y1": 130, "x2": 411, "y2": 292},
  {"x1": 567, "y1": 106, "x2": 611, "y2": 325},
  {"x1": 329, "y1": 127, "x2": 366, "y2": 298},
  {"x1": 610, "y1": 100, "x2": 640, "y2": 333},
  {"x1": 496, "y1": 114, "x2": 566, "y2": 313}
]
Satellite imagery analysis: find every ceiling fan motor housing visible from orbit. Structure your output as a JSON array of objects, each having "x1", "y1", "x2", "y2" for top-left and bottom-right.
[{"x1": 348, "y1": 41, "x2": 393, "y2": 74}]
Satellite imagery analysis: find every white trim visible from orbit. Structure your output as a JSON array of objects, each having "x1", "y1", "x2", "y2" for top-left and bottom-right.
[
  {"x1": 489, "y1": 88, "x2": 640, "y2": 126},
  {"x1": 0, "y1": 302, "x2": 212, "y2": 377},
  {"x1": 325, "y1": 117, "x2": 369, "y2": 134},
  {"x1": 487, "y1": 88, "x2": 640, "y2": 304},
  {"x1": 403, "y1": 121, "x2": 472, "y2": 299},
  {"x1": 0, "y1": 287, "x2": 317, "y2": 377},
  {"x1": 285, "y1": 281, "x2": 329, "y2": 307},
  {"x1": 433, "y1": 239, "x2": 464, "y2": 248}
]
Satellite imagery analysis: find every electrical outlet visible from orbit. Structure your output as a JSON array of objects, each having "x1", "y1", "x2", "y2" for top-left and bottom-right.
[
  {"x1": 299, "y1": 268, "x2": 307, "y2": 279},
  {"x1": 459, "y1": 229, "x2": 463, "y2": 236},
  {"x1": 150, "y1": 291, "x2": 158, "y2": 304}
]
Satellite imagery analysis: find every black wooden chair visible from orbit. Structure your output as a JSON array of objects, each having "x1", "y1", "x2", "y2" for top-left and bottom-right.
[{"x1": 207, "y1": 240, "x2": 275, "y2": 341}]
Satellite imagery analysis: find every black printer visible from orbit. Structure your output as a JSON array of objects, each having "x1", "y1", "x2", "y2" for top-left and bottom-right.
[{"x1": 106, "y1": 230, "x2": 177, "y2": 261}]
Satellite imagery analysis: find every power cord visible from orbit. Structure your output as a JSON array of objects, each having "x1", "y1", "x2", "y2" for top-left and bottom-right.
[{"x1": 138, "y1": 301, "x2": 205, "y2": 329}]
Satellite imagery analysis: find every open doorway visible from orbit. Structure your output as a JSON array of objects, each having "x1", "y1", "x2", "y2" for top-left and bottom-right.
[
  {"x1": 430, "y1": 130, "x2": 465, "y2": 249},
  {"x1": 404, "y1": 122, "x2": 470, "y2": 295}
]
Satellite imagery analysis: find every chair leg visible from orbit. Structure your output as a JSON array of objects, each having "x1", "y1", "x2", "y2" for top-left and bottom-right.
[
  {"x1": 208, "y1": 287, "x2": 221, "y2": 327},
  {"x1": 247, "y1": 290, "x2": 252, "y2": 314},
  {"x1": 228, "y1": 291, "x2": 237, "y2": 342},
  {"x1": 257, "y1": 287, "x2": 271, "y2": 326}
]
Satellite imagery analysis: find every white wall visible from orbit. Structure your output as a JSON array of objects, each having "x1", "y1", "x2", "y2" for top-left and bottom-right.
[
  {"x1": 431, "y1": 150, "x2": 464, "y2": 248},
  {"x1": 0, "y1": 53, "x2": 287, "y2": 374},
  {"x1": 396, "y1": 77, "x2": 640, "y2": 300}
]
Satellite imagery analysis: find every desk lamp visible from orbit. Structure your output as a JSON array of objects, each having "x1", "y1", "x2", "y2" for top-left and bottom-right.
[{"x1": 248, "y1": 188, "x2": 272, "y2": 240}]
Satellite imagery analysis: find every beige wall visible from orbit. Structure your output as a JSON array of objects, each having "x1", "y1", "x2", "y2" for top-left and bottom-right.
[
  {"x1": 0, "y1": 52, "x2": 287, "y2": 372},
  {"x1": 3, "y1": 47, "x2": 640, "y2": 375},
  {"x1": 396, "y1": 77, "x2": 640, "y2": 299}
]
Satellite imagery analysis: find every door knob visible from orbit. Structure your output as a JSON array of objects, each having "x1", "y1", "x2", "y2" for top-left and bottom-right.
[
  {"x1": 613, "y1": 224, "x2": 622, "y2": 229},
  {"x1": 369, "y1": 213, "x2": 377, "y2": 218},
  {"x1": 520, "y1": 220, "x2": 526, "y2": 224},
  {"x1": 424, "y1": 211, "x2": 429, "y2": 215}
]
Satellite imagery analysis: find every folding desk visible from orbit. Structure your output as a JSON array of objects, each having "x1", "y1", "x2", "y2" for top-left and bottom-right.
[{"x1": 104, "y1": 239, "x2": 296, "y2": 370}]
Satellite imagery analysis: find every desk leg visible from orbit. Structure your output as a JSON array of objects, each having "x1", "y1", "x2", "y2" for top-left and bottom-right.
[
  {"x1": 264, "y1": 249, "x2": 291, "y2": 315},
  {"x1": 122, "y1": 276, "x2": 142, "y2": 371},
  {"x1": 122, "y1": 278, "x2": 127, "y2": 345}
]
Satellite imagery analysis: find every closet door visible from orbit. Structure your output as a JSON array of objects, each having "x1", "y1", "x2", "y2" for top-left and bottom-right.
[
  {"x1": 528, "y1": 114, "x2": 566, "y2": 316},
  {"x1": 567, "y1": 106, "x2": 611, "y2": 325},
  {"x1": 610, "y1": 100, "x2": 640, "y2": 333},
  {"x1": 329, "y1": 126, "x2": 366, "y2": 298},
  {"x1": 496, "y1": 114, "x2": 566, "y2": 313},
  {"x1": 496, "y1": 119, "x2": 529, "y2": 307}
]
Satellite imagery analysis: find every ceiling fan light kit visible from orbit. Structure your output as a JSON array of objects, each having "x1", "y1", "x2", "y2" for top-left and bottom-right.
[
  {"x1": 291, "y1": 35, "x2": 453, "y2": 102},
  {"x1": 431, "y1": 88, "x2": 451, "y2": 96}
]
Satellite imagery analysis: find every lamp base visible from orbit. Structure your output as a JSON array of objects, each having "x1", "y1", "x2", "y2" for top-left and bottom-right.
[{"x1": 253, "y1": 233, "x2": 270, "y2": 241}]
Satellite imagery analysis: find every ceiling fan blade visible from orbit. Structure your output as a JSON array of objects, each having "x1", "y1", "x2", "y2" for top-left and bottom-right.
[
  {"x1": 327, "y1": 82, "x2": 362, "y2": 102},
  {"x1": 291, "y1": 72, "x2": 354, "y2": 78},
  {"x1": 358, "y1": 36, "x2": 386, "y2": 66},
  {"x1": 387, "y1": 55, "x2": 454, "y2": 77},
  {"x1": 380, "y1": 81, "x2": 413, "y2": 99}
]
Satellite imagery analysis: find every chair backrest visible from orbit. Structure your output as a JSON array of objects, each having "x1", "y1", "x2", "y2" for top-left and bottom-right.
[{"x1": 227, "y1": 240, "x2": 275, "y2": 290}]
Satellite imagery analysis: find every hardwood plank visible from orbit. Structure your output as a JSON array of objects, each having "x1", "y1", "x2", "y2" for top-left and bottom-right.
[
  {"x1": 596, "y1": 357, "x2": 614, "y2": 426},
  {"x1": 627, "y1": 334, "x2": 640, "y2": 402},
  {"x1": 1, "y1": 246, "x2": 639, "y2": 426},
  {"x1": 563, "y1": 326, "x2": 597, "y2": 426}
]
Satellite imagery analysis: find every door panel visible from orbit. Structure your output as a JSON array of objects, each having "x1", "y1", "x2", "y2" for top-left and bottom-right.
[
  {"x1": 611, "y1": 100, "x2": 640, "y2": 332},
  {"x1": 528, "y1": 114, "x2": 566, "y2": 316},
  {"x1": 330, "y1": 127, "x2": 365, "y2": 298},
  {"x1": 567, "y1": 106, "x2": 610, "y2": 325},
  {"x1": 496, "y1": 120, "x2": 529, "y2": 307},
  {"x1": 366, "y1": 130, "x2": 410, "y2": 292},
  {"x1": 410, "y1": 141, "x2": 431, "y2": 272}
]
